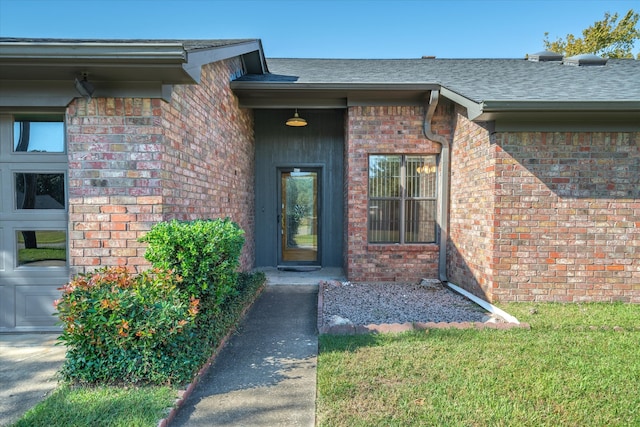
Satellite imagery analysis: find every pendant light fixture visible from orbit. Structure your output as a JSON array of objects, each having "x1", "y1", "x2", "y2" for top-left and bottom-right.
[{"x1": 285, "y1": 109, "x2": 308, "y2": 127}]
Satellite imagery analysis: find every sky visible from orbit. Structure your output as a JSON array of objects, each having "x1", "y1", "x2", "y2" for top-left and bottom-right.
[{"x1": 0, "y1": 0, "x2": 638, "y2": 59}]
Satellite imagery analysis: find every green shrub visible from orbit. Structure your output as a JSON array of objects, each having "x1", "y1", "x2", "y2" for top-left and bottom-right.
[
  {"x1": 55, "y1": 267, "x2": 199, "y2": 385},
  {"x1": 55, "y1": 219, "x2": 261, "y2": 387},
  {"x1": 139, "y1": 218, "x2": 245, "y2": 308}
]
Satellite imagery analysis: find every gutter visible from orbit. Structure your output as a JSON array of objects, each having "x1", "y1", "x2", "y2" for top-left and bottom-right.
[
  {"x1": 0, "y1": 41, "x2": 188, "y2": 62},
  {"x1": 422, "y1": 90, "x2": 450, "y2": 283}
]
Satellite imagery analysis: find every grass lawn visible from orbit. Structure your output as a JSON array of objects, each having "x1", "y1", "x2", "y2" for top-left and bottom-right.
[
  {"x1": 18, "y1": 248, "x2": 66, "y2": 263},
  {"x1": 317, "y1": 302, "x2": 640, "y2": 427},
  {"x1": 12, "y1": 385, "x2": 175, "y2": 427}
]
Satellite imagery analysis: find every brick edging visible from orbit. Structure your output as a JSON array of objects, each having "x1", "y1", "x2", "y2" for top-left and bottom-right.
[
  {"x1": 157, "y1": 283, "x2": 266, "y2": 427},
  {"x1": 317, "y1": 280, "x2": 530, "y2": 335}
]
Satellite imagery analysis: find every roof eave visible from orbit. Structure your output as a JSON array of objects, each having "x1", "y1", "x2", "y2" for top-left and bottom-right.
[
  {"x1": 184, "y1": 39, "x2": 267, "y2": 82},
  {"x1": 0, "y1": 39, "x2": 268, "y2": 107},
  {"x1": 231, "y1": 81, "x2": 441, "y2": 108},
  {"x1": 477, "y1": 101, "x2": 640, "y2": 131},
  {"x1": 0, "y1": 41, "x2": 188, "y2": 62}
]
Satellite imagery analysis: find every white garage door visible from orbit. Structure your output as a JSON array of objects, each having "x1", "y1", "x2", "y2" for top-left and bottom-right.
[{"x1": 0, "y1": 113, "x2": 69, "y2": 331}]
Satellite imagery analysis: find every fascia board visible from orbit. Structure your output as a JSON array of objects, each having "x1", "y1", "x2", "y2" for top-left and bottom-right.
[
  {"x1": 492, "y1": 110, "x2": 640, "y2": 132},
  {"x1": 184, "y1": 40, "x2": 266, "y2": 82},
  {"x1": 480, "y1": 100, "x2": 640, "y2": 113},
  {"x1": 231, "y1": 82, "x2": 439, "y2": 91},
  {"x1": 438, "y1": 86, "x2": 483, "y2": 119},
  {"x1": 0, "y1": 42, "x2": 187, "y2": 63}
]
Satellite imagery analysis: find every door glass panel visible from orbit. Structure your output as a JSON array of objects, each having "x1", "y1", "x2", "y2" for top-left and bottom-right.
[
  {"x1": 281, "y1": 170, "x2": 318, "y2": 263},
  {"x1": 13, "y1": 119, "x2": 65, "y2": 153},
  {"x1": 16, "y1": 230, "x2": 67, "y2": 267},
  {"x1": 15, "y1": 173, "x2": 66, "y2": 209}
]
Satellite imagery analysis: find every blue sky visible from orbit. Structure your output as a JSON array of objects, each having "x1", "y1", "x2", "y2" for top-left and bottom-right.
[{"x1": 0, "y1": 0, "x2": 638, "y2": 58}]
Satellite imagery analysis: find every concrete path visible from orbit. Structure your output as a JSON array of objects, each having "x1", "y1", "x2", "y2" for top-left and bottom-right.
[
  {"x1": 171, "y1": 284, "x2": 320, "y2": 427},
  {"x1": 0, "y1": 333, "x2": 66, "y2": 426}
]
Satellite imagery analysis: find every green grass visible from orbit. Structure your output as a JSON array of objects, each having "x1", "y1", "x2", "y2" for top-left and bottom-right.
[
  {"x1": 317, "y1": 303, "x2": 640, "y2": 427},
  {"x1": 17, "y1": 230, "x2": 66, "y2": 244},
  {"x1": 13, "y1": 385, "x2": 175, "y2": 427},
  {"x1": 18, "y1": 248, "x2": 66, "y2": 263}
]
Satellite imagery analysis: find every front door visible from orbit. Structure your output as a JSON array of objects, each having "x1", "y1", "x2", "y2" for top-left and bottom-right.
[{"x1": 279, "y1": 168, "x2": 320, "y2": 266}]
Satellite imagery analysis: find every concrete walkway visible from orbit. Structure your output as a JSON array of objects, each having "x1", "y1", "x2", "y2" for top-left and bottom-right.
[
  {"x1": 171, "y1": 268, "x2": 344, "y2": 426},
  {"x1": 0, "y1": 333, "x2": 66, "y2": 426},
  {"x1": 0, "y1": 268, "x2": 344, "y2": 427}
]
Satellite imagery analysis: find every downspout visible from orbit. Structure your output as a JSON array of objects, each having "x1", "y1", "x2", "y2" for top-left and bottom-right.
[
  {"x1": 423, "y1": 90, "x2": 449, "y2": 283},
  {"x1": 422, "y1": 93, "x2": 520, "y2": 323}
]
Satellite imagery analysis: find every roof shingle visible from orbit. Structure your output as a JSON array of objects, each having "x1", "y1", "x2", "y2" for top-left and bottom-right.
[{"x1": 249, "y1": 57, "x2": 640, "y2": 103}]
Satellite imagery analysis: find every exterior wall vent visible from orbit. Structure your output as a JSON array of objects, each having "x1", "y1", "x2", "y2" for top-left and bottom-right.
[
  {"x1": 563, "y1": 53, "x2": 608, "y2": 66},
  {"x1": 528, "y1": 50, "x2": 563, "y2": 62}
]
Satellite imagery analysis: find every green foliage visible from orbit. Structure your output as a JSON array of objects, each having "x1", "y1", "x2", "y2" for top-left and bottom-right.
[
  {"x1": 55, "y1": 267, "x2": 199, "y2": 385},
  {"x1": 55, "y1": 264, "x2": 265, "y2": 387},
  {"x1": 544, "y1": 9, "x2": 640, "y2": 58},
  {"x1": 55, "y1": 219, "x2": 261, "y2": 388},
  {"x1": 139, "y1": 218, "x2": 245, "y2": 308}
]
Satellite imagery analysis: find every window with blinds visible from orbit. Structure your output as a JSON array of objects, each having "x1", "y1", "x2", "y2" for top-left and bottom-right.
[{"x1": 368, "y1": 154, "x2": 437, "y2": 243}]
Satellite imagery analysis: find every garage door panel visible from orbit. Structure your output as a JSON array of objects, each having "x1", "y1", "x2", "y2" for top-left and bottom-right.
[
  {"x1": 0, "y1": 285, "x2": 14, "y2": 328},
  {"x1": 15, "y1": 285, "x2": 63, "y2": 328},
  {"x1": 1, "y1": 113, "x2": 68, "y2": 331}
]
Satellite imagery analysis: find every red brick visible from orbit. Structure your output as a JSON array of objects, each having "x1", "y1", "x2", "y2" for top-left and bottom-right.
[{"x1": 67, "y1": 59, "x2": 255, "y2": 275}]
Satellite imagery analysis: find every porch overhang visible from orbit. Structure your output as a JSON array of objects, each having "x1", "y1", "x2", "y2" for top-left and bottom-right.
[
  {"x1": 233, "y1": 80, "x2": 640, "y2": 131},
  {"x1": 230, "y1": 82, "x2": 440, "y2": 108}
]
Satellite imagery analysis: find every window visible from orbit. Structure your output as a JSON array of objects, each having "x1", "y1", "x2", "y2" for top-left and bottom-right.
[
  {"x1": 15, "y1": 173, "x2": 66, "y2": 209},
  {"x1": 0, "y1": 113, "x2": 68, "y2": 269},
  {"x1": 13, "y1": 118, "x2": 65, "y2": 153},
  {"x1": 16, "y1": 230, "x2": 67, "y2": 267},
  {"x1": 368, "y1": 155, "x2": 437, "y2": 243}
]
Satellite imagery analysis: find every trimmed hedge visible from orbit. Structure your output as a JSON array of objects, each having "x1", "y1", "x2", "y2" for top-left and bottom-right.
[
  {"x1": 55, "y1": 218, "x2": 263, "y2": 386},
  {"x1": 139, "y1": 218, "x2": 245, "y2": 309}
]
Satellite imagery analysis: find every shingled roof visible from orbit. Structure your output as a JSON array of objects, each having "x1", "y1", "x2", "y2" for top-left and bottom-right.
[
  {"x1": 231, "y1": 56, "x2": 640, "y2": 126},
  {"x1": 242, "y1": 57, "x2": 640, "y2": 103}
]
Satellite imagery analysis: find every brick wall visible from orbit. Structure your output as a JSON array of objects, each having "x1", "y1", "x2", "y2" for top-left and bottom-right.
[
  {"x1": 344, "y1": 104, "x2": 448, "y2": 282},
  {"x1": 67, "y1": 58, "x2": 255, "y2": 275},
  {"x1": 67, "y1": 98, "x2": 165, "y2": 274},
  {"x1": 160, "y1": 60, "x2": 255, "y2": 270},
  {"x1": 448, "y1": 111, "x2": 496, "y2": 300},
  {"x1": 491, "y1": 131, "x2": 640, "y2": 303}
]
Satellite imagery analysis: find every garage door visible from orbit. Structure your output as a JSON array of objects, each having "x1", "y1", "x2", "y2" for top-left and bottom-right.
[{"x1": 0, "y1": 113, "x2": 69, "y2": 331}]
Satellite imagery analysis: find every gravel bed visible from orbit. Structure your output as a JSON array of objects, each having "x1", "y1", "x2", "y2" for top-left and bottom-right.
[{"x1": 320, "y1": 280, "x2": 504, "y2": 327}]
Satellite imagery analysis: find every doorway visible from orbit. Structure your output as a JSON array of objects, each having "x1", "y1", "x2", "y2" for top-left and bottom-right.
[{"x1": 278, "y1": 168, "x2": 320, "y2": 266}]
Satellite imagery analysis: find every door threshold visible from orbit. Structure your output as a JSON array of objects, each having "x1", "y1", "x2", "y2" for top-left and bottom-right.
[{"x1": 277, "y1": 265, "x2": 322, "y2": 272}]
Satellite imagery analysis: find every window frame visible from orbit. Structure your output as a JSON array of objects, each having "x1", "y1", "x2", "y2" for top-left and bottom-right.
[
  {"x1": 0, "y1": 113, "x2": 69, "y2": 271},
  {"x1": 368, "y1": 154, "x2": 438, "y2": 244}
]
